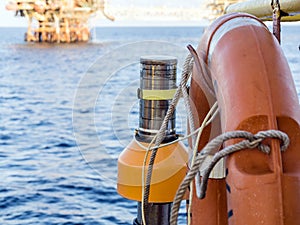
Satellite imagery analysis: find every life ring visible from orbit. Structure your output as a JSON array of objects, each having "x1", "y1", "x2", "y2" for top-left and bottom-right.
[{"x1": 189, "y1": 13, "x2": 300, "y2": 225}]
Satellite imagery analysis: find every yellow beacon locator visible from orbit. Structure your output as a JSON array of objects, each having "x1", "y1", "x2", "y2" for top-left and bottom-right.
[{"x1": 117, "y1": 56, "x2": 188, "y2": 225}]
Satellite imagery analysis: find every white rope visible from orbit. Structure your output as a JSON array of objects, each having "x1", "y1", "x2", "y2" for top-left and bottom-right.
[
  {"x1": 140, "y1": 53, "x2": 194, "y2": 225},
  {"x1": 133, "y1": 124, "x2": 210, "y2": 151},
  {"x1": 187, "y1": 102, "x2": 219, "y2": 224},
  {"x1": 181, "y1": 45, "x2": 220, "y2": 224},
  {"x1": 141, "y1": 133, "x2": 158, "y2": 225}
]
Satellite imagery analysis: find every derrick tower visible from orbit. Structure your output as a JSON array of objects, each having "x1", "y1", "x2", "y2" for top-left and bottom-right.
[{"x1": 6, "y1": 0, "x2": 114, "y2": 43}]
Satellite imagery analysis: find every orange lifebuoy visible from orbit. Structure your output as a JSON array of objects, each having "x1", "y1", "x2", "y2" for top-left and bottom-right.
[{"x1": 190, "y1": 13, "x2": 300, "y2": 225}]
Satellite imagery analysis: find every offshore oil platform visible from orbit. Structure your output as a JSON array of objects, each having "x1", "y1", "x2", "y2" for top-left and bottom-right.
[
  {"x1": 5, "y1": 0, "x2": 114, "y2": 43},
  {"x1": 6, "y1": 0, "x2": 299, "y2": 43},
  {"x1": 5, "y1": 0, "x2": 249, "y2": 43}
]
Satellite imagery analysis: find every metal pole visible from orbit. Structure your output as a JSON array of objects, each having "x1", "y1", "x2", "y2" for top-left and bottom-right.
[
  {"x1": 134, "y1": 55, "x2": 178, "y2": 225},
  {"x1": 133, "y1": 202, "x2": 172, "y2": 225},
  {"x1": 137, "y1": 56, "x2": 177, "y2": 142},
  {"x1": 272, "y1": 0, "x2": 281, "y2": 44}
]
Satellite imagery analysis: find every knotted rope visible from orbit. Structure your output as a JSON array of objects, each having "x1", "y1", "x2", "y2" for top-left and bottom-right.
[{"x1": 170, "y1": 129, "x2": 289, "y2": 225}]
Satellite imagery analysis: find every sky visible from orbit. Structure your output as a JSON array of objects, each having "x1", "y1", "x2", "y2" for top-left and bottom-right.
[
  {"x1": 0, "y1": 0, "x2": 207, "y2": 27},
  {"x1": 1, "y1": 1, "x2": 27, "y2": 27}
]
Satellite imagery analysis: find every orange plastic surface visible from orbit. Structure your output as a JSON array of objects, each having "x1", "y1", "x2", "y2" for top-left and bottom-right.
[
  {"x1": 117, "y1": 139, "x2": 188, "y2": 202},
  {"x1": 189, "y1": 13, "x2": 300, "y2": 225}
]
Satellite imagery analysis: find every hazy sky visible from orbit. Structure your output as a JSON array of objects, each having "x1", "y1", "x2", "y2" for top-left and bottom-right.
[
  {"x1": 0, "y1": 0, "x2": 206, "y2": 27},
  {"x1": 111, "y1": 0, "x2": 203, "y2": 7}
]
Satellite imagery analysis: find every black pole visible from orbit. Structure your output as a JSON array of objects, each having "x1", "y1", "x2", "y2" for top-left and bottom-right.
[{"x1": 134, "y1": 202, "x2": 172, "y2": 225}]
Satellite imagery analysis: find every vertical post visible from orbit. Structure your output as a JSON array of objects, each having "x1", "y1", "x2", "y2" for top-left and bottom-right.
[
  {"x1": 54, "y1": 14, "x2": 60, "y2": 43},
  {"x1": 134, "y1": 56, "x2": 178, "y2": 225},
  {"x1": 23, "y1": 11, "x2": 33, "y2": 42},
  {"x1": 272, "y1": 0, "x2": 281, "y2": 44},
  {"x1": 134, "y1": 202, "x2": 172, "y2": 225},
  {"x1": 65, "y1": 19, "x2": 70, "y2": 43}
]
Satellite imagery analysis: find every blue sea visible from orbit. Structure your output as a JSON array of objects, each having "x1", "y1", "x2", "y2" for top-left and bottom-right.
[{"x1": 0, "y1": 25, "x2": 299, "y2": 225}]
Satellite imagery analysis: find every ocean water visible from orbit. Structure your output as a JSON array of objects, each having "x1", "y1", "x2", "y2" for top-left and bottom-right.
[{"x1": 0, "y1": 25, "x2": 299, "y2": 225}]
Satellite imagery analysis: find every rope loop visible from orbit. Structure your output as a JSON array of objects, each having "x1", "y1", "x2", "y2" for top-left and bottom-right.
[
  {"x1": 170, "y1": 129, "x2": 290, "y2": 225},
  {"x1": 255, "y1": 130, "x2": 290, "y2": 151}
]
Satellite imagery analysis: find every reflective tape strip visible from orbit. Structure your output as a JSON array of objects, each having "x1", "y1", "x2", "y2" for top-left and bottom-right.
[
  {"x1": 140, "y1": 89, "x2": 177, "y2": 100},
  {"x1": 208, "y1": 17, "x2": 266, "y2": 64},
  {"x1": 138, "y1": 127, "x2": 176, "y2": 134}
]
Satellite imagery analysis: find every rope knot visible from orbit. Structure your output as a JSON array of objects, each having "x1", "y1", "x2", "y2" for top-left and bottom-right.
[
  {"x1": 247, "y1": 137, "x2": 270, "y2": 153},
  {"x1": 242, "y1": 130, "x2": 290, "y2": 154},
  {"x1": 246, "y1": 135, "x2": 270, "y2": 153},
  {"x1": 254, "y1": 130, "x2": 290, "y2": 152},
  {"x1": 170, "y1": 129, "x2": 290, "y2": 225}
]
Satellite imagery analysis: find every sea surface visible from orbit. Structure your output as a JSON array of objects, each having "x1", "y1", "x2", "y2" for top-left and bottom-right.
[{"x1": 0, "y1": 25, "x2": 299, "y2": 225}]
